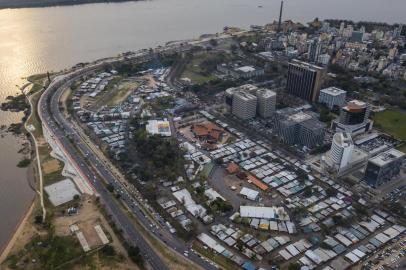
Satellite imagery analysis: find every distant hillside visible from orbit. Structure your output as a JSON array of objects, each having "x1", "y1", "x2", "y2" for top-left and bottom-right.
[{"x1": 0, "y1": 0, "x2": 138, "y2": 9}]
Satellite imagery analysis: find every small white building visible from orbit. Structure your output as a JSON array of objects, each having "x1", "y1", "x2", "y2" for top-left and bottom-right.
[
  {"x1": 239, "y1": 187, "x2": 260, "y2": 201},
  {"x1": 146, "y1": 119, "x2": 171, "y2": 137}
]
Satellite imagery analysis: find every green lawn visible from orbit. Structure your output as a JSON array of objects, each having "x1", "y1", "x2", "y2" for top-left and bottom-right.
[
  {"x1": 106, "y1": 81, "x2": 139, "y2": 106},
  {"x1": 396, "y1": 143, "x2": 406, "y2": 154},
  {"x1": 89, "y1": 78, "x2": 138, "y2": 110},
  {"x1": 181, "y1": 52, "x2": 228, "y2": 85},
  {"x1": 373, "y1": 110, "x2": 406, "y2": 140},
  {"x1": 192, "y1": 242, "x2": 236, "y2": 270}
]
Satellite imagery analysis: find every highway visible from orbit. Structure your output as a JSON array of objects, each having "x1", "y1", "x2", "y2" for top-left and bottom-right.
[{"x1": 37, "y1": 50, "x2": 219, "y2": 270}]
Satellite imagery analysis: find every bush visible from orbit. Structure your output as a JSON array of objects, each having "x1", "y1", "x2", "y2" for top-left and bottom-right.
[
  {"x1": 101, "y1": 245, "x2": 116, "y2": 257},
  {"x1": 288, "y1": 262, "x2": 301, "y2": 270},
  {"x1": 127, "y1": 246, "x2": 143, "y2": 266},
  {"x1": 326, "y1": 187, "x2": 338, "y2": 197},
  {"x1": 17, "y1": 158, "x2": 31, "y2": 168},
  {"x1": 106, "y1": 184, "x2": 115, "y2": 192}
]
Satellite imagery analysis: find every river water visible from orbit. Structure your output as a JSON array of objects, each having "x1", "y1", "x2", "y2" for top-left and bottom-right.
[{"x1": 0, "y1": 0, "x2": 405, "y2": 252}]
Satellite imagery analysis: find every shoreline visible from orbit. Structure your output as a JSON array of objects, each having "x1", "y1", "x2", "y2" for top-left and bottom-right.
[
  {"x1": 0, "y1": 82, "x2": 41, "y2": 264},
  {"x1": 0, "y1": 198, "x2": 35, "y2": 263},
  {"x1": 0, "y1": 0, "x2": 138, "y2": 10}
]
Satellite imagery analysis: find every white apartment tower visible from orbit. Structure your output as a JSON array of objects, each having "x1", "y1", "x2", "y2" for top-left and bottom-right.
[
  {"x1": 256, "y1": 88, "x2": 277, "y2": 118},
  {"x1": 232, "y1": 90, "x2": 257, "y2": 120},
  {"x1": 330, "y1": 132, "x2": 354, "y2": 169}
]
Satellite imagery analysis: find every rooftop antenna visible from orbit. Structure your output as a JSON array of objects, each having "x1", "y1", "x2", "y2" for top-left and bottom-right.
[{"x1": 277, "y1": 1, "x2": 284, "y2": 33}]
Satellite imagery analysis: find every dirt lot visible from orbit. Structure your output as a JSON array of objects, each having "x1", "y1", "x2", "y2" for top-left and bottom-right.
[
  {"x1": 53, "y1": 196, "x2": 138, "y2": 268},
  {"x1": 42, "y1": 159, "x2": 61, "y2": 174},
  {"x1": 141, "y1": 74, "x2": 157, "y2": 88}
]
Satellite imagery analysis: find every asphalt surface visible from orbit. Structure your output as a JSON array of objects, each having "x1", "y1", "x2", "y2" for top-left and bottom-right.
[{"x1": 37, "y1": 51, "x2": 219, "y2": 270}]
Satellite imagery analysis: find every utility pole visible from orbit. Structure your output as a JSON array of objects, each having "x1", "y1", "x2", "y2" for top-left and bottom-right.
[{"x1": 277, "y1": 1, "x2": 284, "y2": 33}]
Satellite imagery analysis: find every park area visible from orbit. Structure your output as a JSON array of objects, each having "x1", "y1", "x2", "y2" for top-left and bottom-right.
[
  {"x1": 373, "y1": 110, "x2": 406, "y2": 153},
  {"x1": 181, "y1": 52, "x2": 229, "y2": 85},
  {"x1": 88, "y1": 77, "x2": 139, "y2": 110}
]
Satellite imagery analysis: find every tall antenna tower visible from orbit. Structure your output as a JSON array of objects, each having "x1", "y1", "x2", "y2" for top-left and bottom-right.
[{"x1": 277, "y1": 1, "x2": 284, "y2": 33}]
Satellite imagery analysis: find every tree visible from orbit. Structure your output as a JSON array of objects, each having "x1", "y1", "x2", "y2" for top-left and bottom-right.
[
  {"x1": 209, "y1": 39, "x2": 218, "y2": 47},
  {"x1": 34, "y1": 215, "x2": 42, "y2": 224},
  {"x1": 106, "y1": 184, "x2": 114, "y2": 192},
  {"x1": 73, "y1": 194, "x2": 80, "y2": 201},
  {"x1": 332, "y1": 215, "x2": 350, "y2": 227},
  {"x1": 288, "y1": 262, "x2": 301, "y2": 270},
  {"x1": 326, "y1": 187, "x2": 338, "y2": 197},
  {"x1": 303, "y1": 186, "x2": 313, "y2": 197},
  {"x1": 101, "y1": 245, "x2": 116, "y2": 257},
  {"x1": 127, "y1": 246, "x2": 143, "y2": 265}
]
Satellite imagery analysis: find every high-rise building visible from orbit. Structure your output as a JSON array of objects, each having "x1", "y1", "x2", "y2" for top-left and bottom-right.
[
  {"x1": 317, "y1": 54, "x2": 331, "y2": 66},
  {"x1": 332, "y1": 100, "x2": 373, "y2": 135},
  {"x1": 256, "y1": 88, "x2": 276, "y2": 118},
  {"x1": 318, "y1": 87, "x2": 347, "y2": 109},
  {"x1": 231, "y1": 90, "x2": 258, "y2": 120},
  {"x1": 339, "y1": 100, "x2": 370, "y2": 125},
  {"x1": 364, "y1": 148, "x2": 404, "y2": 188},
  {"x1": 226, "y1": 85, "x2": 277, "y2": 119},
  {"x1": 330, "y1": 132, "x2": 354, "y2": 169},
  {"x1": 308, "y1": 38, "x2": 322, "y2": 63},
  {"x1": 275, "y1": 108, "x2": 325, "y2": 149},
  {"x1": 286, "y1": 60, "x2": 325, "y2": 102},
  {"x1": 351, "y1": 31, "x2": 364, "y2": 43},
  {"x1": 339, "y1": 22, "x2": 345, "y2": 36}
]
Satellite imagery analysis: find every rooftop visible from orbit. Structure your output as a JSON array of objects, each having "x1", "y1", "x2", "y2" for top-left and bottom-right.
[
  {"x1": 288, "y1": 111, "x2": 312, "y2": 123},
  {"x1": 334, "y1": 132, "x2": 353, "y2": 147},
  {"x1": 234, "y1": 90, "x2": 257, "y2": 101},
  {"x1": 320, "y1": 87, "x2": 347, "y2": 96},
  {"x1": 146, "y1": 119, "x2": 172, "y2": 137},
  {"x1": 236, "y1": 66, "x2": 256, "y2": 73},
  {"x1": 343, "y1": 100, "x2": 368, "y2": 111},
  {"x1": 256, "y1": 88, "x2": 277, "y2": 98},
  {"x1": 369, "y1": 148, "x2": 405, "y2": 167},
  {"x1": 291, "y1": 59, "x2": 324, "y2": 71}
]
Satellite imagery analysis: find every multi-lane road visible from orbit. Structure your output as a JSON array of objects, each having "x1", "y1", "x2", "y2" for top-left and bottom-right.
[{"x1": 37, "y1": 51, "x2": 219, "y2": 270}]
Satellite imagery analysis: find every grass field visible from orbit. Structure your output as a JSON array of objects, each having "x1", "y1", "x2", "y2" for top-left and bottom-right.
[
  {"x1": 373, "y1": 110, "x2": 406, "y2": 140},
  {"x1": 106, "y1": 81, "x2": 138, "y2": 106},
  {"x1": 192, "y1": 242, "x2": 236, "y2": 270},
  {"x1": 397, "y1": 144, "x2": 406, "y2": 153},
  {"x1": 89, "y1": 78, "x2": 138, "y2": 110},
  {"x1": 181, "y1": 52, "x2": 228, "y2": 85}
]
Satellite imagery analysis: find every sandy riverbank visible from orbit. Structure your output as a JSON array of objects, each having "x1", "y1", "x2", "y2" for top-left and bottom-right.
[{"x1": 0, "y1": 199, "x2": 35, "y2": 263}]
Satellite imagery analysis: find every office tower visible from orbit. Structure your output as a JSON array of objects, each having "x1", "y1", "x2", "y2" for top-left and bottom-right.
[
  {"x1": 364, "y1": 149, "x2": 405, "y2": 188},
  {"x1": 308, "y1": 38, "x2": 322, "y2": 62},
  {"x1": 331, "y1": 100, "x2": 373, "y2": 135},
  {"x1": 275, "y1": 108, "x2": 325, "y2": 149},
  {"x1": 256, "y1": 88, "x2": 276, "y2": 118},
  {"x1": 339, "y1": 22, "x2": 345, "y2": 36},
  {"x1": 286, "y1": 60, "x2": 325, "y2": 102},
  {"x1": 318, "y1": 87, "x2": 347, "y2": 109},
  {"x1": 330, "y1": 132, "x2": 354, "y2": 169},
  {"x1": 231, "y1": 90, "x2": 257, "y2": 120},
  {"x1": 339, "y1": 100, "x2": 370, "y2": 125},
  {"x1": 317, "y1": 54, "x2": 331, "y2": 66},
  {"x1": 351, "y1": 31, "x2": 364, "y2": 43}
]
